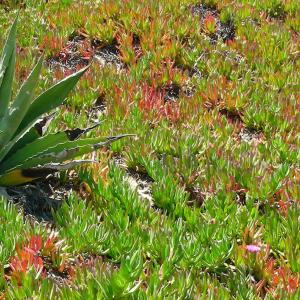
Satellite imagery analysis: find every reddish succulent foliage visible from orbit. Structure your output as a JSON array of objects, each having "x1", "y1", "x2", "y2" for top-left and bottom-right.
[
  {"x1": 8, "y1": 236, "x2": 44, "y2": 284},
  {"x1": 239, "y1": 243, "x2": 300, "y2": 297},
  {"x1": 7, "y1": 234, "x2": 68, "y2": 285},
  {"x1": 139, "y1": 83, "x2": 181, "y2": 123}
]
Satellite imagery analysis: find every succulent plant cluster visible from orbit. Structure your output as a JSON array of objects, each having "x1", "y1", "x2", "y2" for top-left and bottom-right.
[{"x1": 0, "y1": 0, "x2": 299, "y2": 298}]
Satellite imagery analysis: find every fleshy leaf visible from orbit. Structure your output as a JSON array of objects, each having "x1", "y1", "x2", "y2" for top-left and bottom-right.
[
  {"x1": 0, "y1": 57, "x2": 43, "y2": 148},
  {"x1": 0, "y1": 160, "x2": 95, "y2": 186},
  {"x1": 0, "y1": 123, "x2": 101, "y2": 173},
  {"x1": 16, "y1": 65, "x2": 89, "y2": 134}
]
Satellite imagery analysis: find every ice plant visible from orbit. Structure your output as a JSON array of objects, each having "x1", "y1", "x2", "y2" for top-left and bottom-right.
[
  {"x1": 8, "y1": 236, "x2": 44, "y2": 284},
  {"x1": 7, "y1": 234, "x2": 70, "y2": 285},
  {"x1": 204, "y1": 15, "x2": 217, "y2": 34},
  {"x1": 0, "y1": 17, "x2": 130, "y2": 187},
  {"x1": 139, "y1": 83, "x2": 180, "y2": 123}
]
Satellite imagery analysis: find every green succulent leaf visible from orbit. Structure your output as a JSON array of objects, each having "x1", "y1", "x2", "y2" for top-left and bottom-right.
[
  {"x1": 0, "y1": 56, "x2": 43, "y2": 148},
  {"x1": 0, "y1": 15, "x2": 18, "y2": 119},
  {"x1": 0, "y1": 15, "x2": 17, "y2": 86},
  {"x1": 0, "y1": 18, "x2": 131, "y2": 187},
  {"x1": 17, "y1": 65, "x2": 89, "y2": 135},
  {"x1": 5, "y1": 134, "x2": 132, "y2": 172},
  {"x1": 0, "y1": 123, "x2": 101, "y2": 173},
  {"x1": 0, "y1": 160, "x2": 96, "y2": 186},
  {"x1": 0, "y1": 45, "x2": 16, "y2": 119},
  {"x1": 0, "y1": 134, "x2": 132, "y2": 186},
  {"x1": 6, "y1": 113, "x2": 56, "y2": 158}
]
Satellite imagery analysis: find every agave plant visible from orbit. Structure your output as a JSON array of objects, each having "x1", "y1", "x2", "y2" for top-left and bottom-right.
[{"x1": 0, "y1": 17, "x2": 129, "y2": 187}]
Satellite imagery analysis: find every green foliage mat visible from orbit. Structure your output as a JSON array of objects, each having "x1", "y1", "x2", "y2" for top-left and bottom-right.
[{"x1": 0, "y1": 0, "x2": 299, "y2": 298}]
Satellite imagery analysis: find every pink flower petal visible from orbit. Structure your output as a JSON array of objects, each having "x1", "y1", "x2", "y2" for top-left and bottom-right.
[{"x1": 246, "y1": 244, "x2": 261, "y2": 253}]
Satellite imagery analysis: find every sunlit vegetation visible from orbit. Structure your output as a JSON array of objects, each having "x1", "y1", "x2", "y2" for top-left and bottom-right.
[{"x1": 0, "y1": 0, "x2": 299, "y2": 298}]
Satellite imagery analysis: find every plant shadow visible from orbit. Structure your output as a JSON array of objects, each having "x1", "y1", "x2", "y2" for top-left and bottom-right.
[{"x1": 6, "y1": 174, "x2": 78, "y2": 223}]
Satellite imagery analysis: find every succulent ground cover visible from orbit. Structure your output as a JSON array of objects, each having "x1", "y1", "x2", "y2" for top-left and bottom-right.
[{"x1": 0, "y1": 0, "x2": 299, "y2": 298}]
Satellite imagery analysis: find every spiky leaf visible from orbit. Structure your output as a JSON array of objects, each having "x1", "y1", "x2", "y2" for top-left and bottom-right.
[
  {"x1": 0, "y1": 57, "x2": 43, "y2": 148},
  {"x1": 16, "y1": 65, "x2": 89, "y2": 134}
]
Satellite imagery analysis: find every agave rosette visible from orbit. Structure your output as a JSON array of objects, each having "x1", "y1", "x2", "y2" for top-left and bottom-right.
[{"x1": 0, "y1": 17, "x2": 129, "y2": 186}]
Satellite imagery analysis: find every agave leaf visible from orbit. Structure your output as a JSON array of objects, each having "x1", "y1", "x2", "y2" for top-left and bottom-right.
[
  {"x1": 0, "y1": 17, "x2": 131, "y2": 188},
  {"x1": 0, "y1": 57, "x2": 43, "y2": 148},
  {"x1": 4, "y1": 113, "x2": 56, "y2": 159},
  {"x1": 0, "y1": 108, "x2": 92, "y2": 163},
  {"x1": 0, "y1": 45, "x2": 16, "y2": 119},
  {"x1": 0, "y1": 15, "x2": 18, "y2": 88},
  {"x1": 0, "y1": 112, "x2": 94, "y2": 166},
  {"x1": 2, "y1": 134, "x2": 133, "y2": 174},
  {"x1": 16, "y1": 65, "x2": 89, "y2": 134},
  {"x1": 0, "y1": 160, "x2": 96, "y2": 186},
  {"x1": 0, "y1": 123, "x2": 101, "y2": 173}
]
